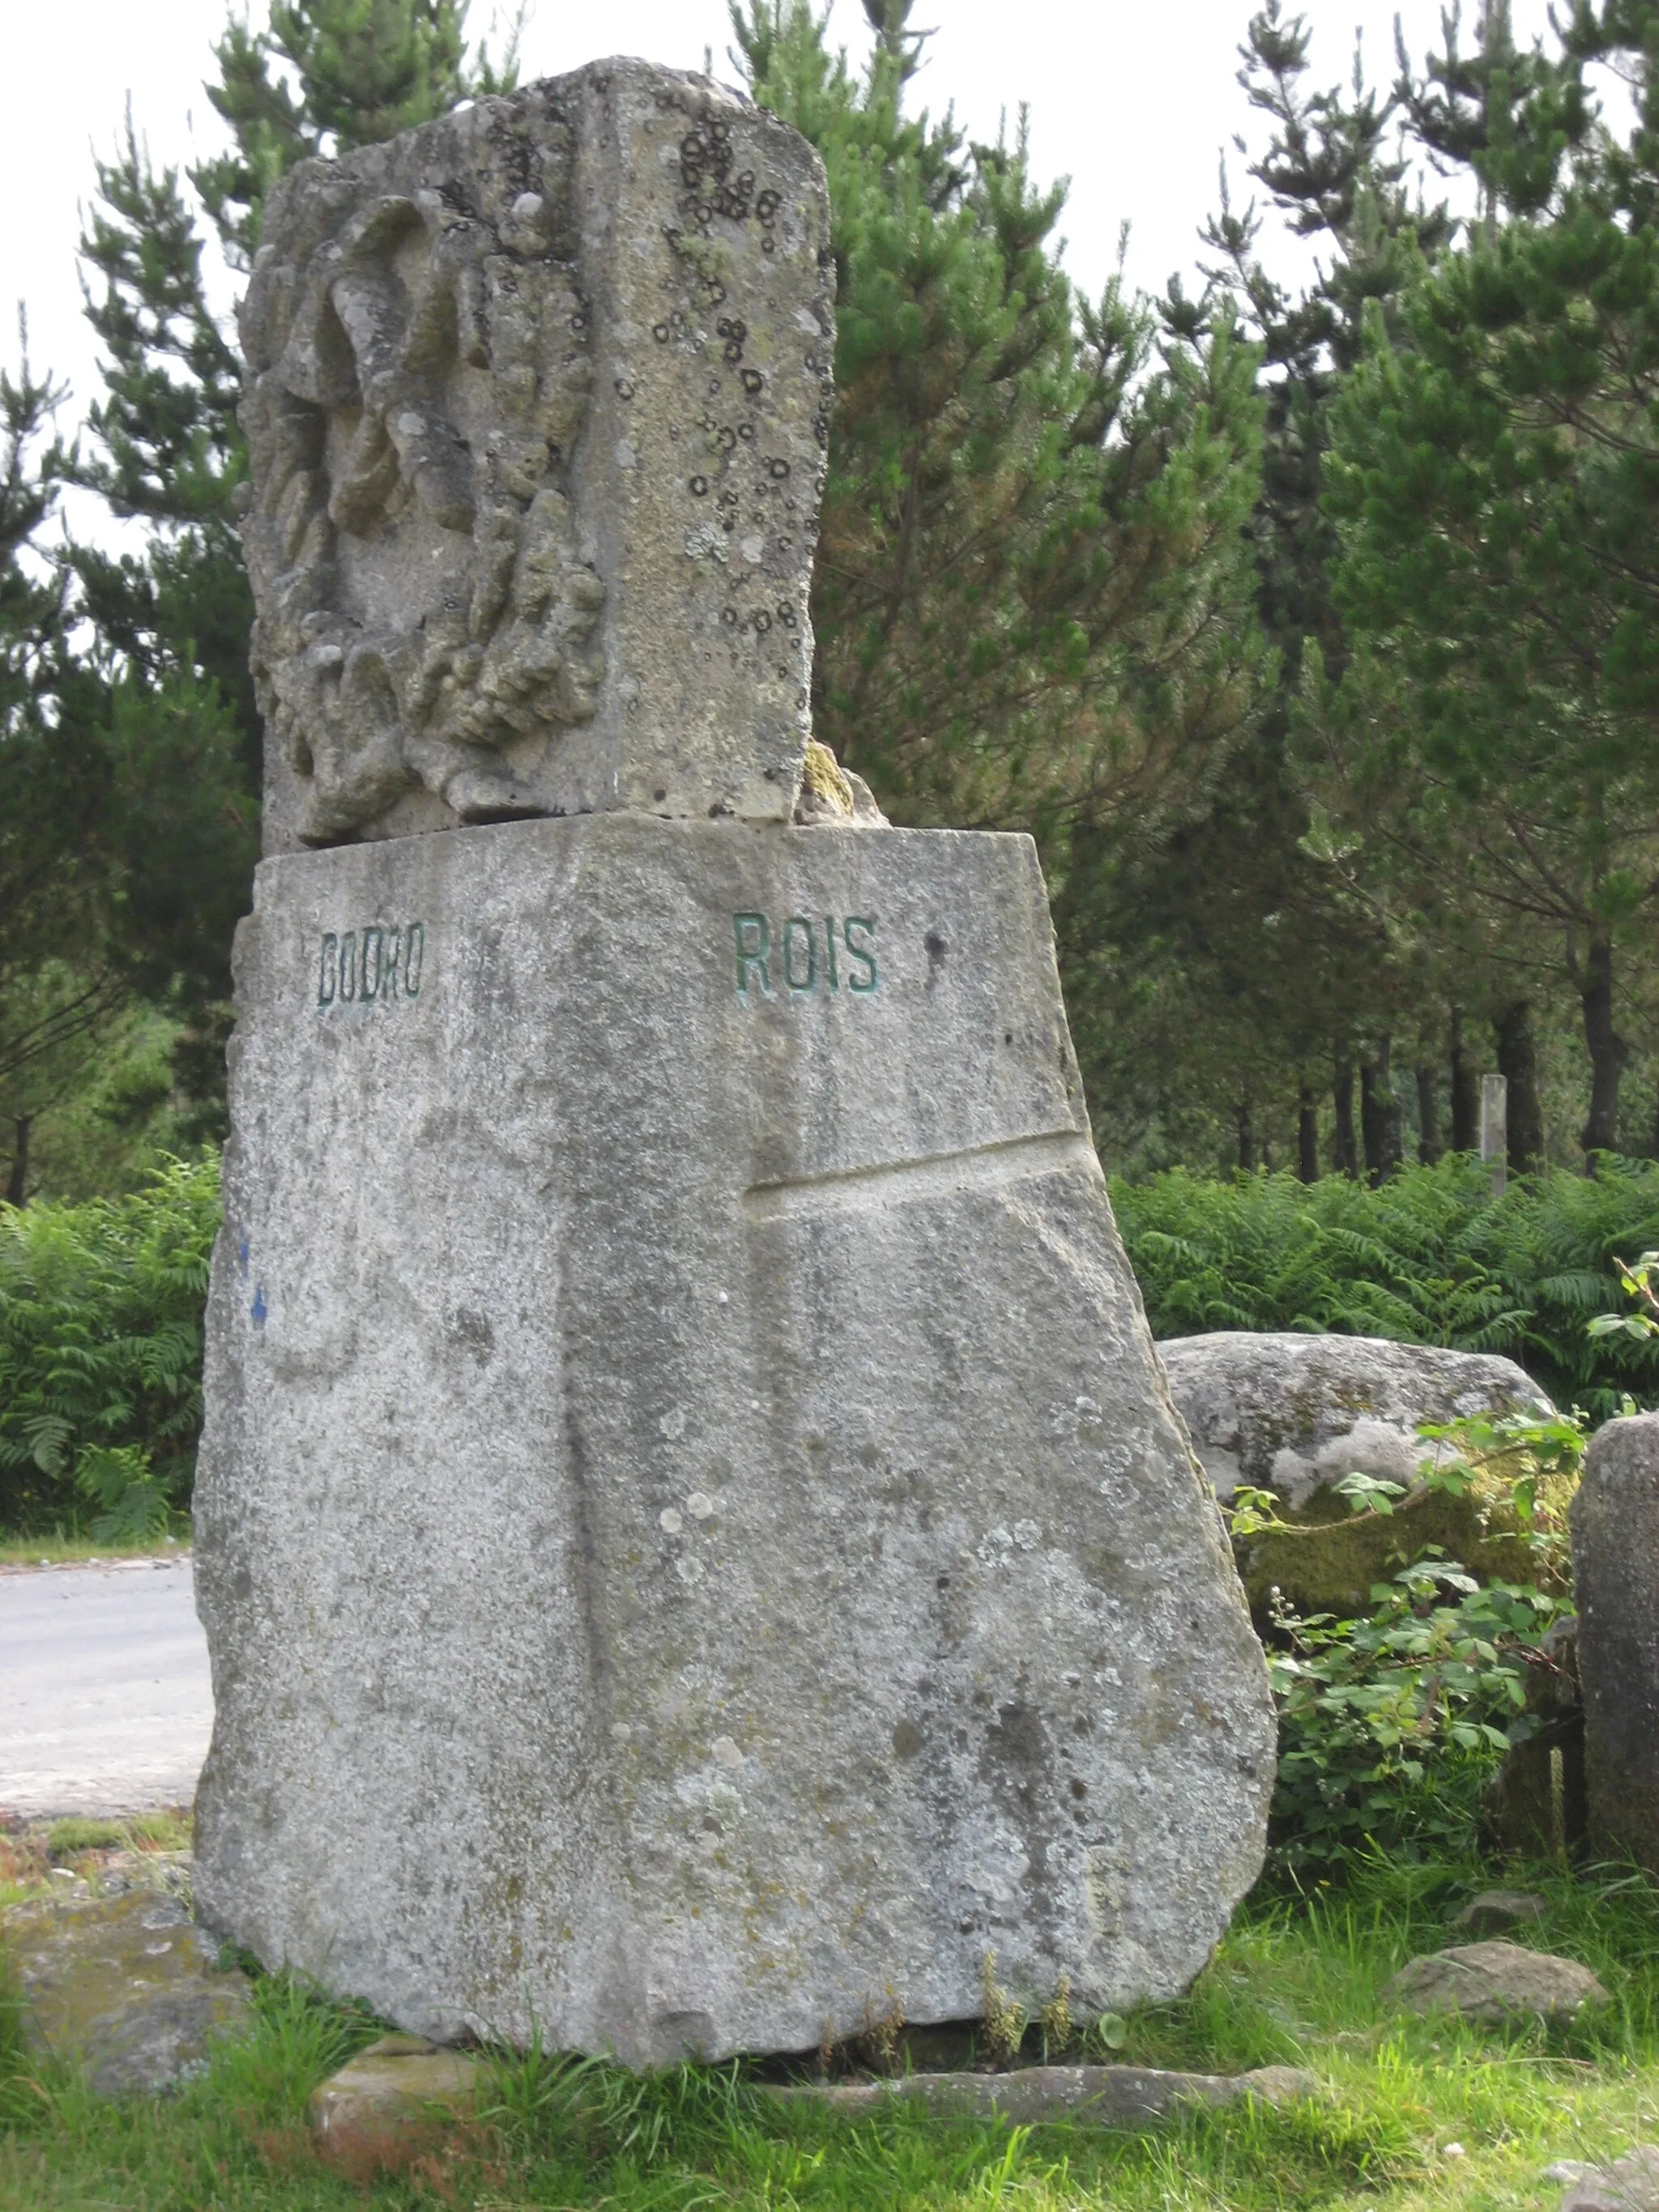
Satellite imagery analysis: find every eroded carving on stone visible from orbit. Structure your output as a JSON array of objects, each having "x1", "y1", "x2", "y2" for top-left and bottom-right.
[
  {"x1": 240, "y1": 64, "x2": 835, "y2": 851},
  {"x1": 241, "y1": 125, "x2": 604, "y2": 842}
]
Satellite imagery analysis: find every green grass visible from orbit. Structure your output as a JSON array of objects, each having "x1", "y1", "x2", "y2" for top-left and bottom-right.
[
  {"x1": 0, "y1": 1528, "x2": 189, "y2": 1568},
  {"x1": 0, "y1": 1809, "x2": 195, "y2": 1910},
  {"x1": 4, "y1": 1856, "x2": 1658, "y2": 2209}
]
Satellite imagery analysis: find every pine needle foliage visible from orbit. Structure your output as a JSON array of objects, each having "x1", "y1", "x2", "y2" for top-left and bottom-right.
[
  {"x1": 1114, "y1": 1153, "x2": 1659, "y2": 1414},
  {"x1": 0, "y1": 1155, "x2": 219, "y2": 1535}
]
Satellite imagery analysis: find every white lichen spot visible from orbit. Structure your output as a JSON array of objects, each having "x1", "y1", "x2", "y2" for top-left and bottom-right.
[
  {"x1": 706, "y1": 1780, "x2": 744, "y2": 1831},
  {"x1": 512, "y1": 192, "x2": 544, "y2": 220},
  {"x1": 659, "y1": 1409, "x2": 688, "y2": 1441},
  {"x1": 711, "y1": 1734, "x2": 744, "y2": 1769},
  {"x1": 740, "y1": 533, "x2": 764, "y2": 564},
  {"x1": 675, "y1": 1554, "x2": 705, "y2": 1584},
  {"x1": 1013, "y1": 1519, "x2": 1042, "y2": 1550},
  {"x1": 686, "y1": 1491, "x2": 714, "y2": 1519},
  {"x1": 977, "y1": 1526, "x2": 1014, "y2": 1567},
  {"x1": 659, "y1": 1507, "x2": 684, "y2": 1534},
  {"x1": 716, "y1": 1290, "x2": 729, "y2": 1306},
  {"x1": 610, "y1": 1721, "x2": 633, "y2": 1741},
  {"x1": 684, "y1": 518, "x2": 728, "y2": 564}
]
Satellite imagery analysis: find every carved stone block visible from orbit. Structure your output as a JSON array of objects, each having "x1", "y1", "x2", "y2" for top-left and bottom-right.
[
  {"x1": 193, "y1": 815, "x2": 1276, "y2": 2064},
  {"x1": 240, "y1": 61, "x2": 833, "y2": 851}
]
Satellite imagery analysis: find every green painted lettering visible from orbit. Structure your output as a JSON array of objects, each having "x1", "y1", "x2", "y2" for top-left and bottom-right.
[
  {"x1": 783, "y1": 915, "x2": 817, "y2": 993},
  {"x1": 844, "y1": 917, "x2": 877, "y2": 992},
  {"x1": 734, "y1": 912, "x2": 773, "y2": 997}
]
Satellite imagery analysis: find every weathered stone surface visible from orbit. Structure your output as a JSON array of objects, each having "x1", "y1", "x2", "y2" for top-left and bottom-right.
[
  {"x1": 1481, "y1": 1615, "x2": 1585, "y2": 1858},
  {"x1": 1557, "y1": 2146, "x2": 1659, "y2": 2212},
  {"x1": 1572, "y1": 1413, "x2": 1659, "y2": 1875},
  {"x1": 308, "y1": 2035, "x2": 481, "y2": 2177},
  {"x1": 769, "y1": 2063, "x2": 1316, "y2": 2125},
  {"x1": 1384, "y1": 1941, "x2": 1609, "y2": 2026},
  {"x1": 194, "y1": 812, "x2": 1275, "y2": 2066},
  {"x1": 1158, "y1": 1331, "x2": 1552, "y2": 1507},
  {"x1": 241, "y1": 60, "x2": 832, "y2": 852},
  {"x1": 1449, "y1": 1890, "x2": 1547, "y2": 1937},
  {"x1": 0, "y1": 1887, "x2": 253, "y2": 2095}
]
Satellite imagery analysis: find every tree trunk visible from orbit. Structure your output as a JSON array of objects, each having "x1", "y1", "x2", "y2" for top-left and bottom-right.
[
  {"x1": 1235, "y1": 1097, "x2": 1256, "y2": 1174},
  {"x1": 1297, "y1": 1083, "x2": 1319, "y2": 1184},
  {"x1": 1360, "y1": 1038, "x2": 1403, "y2": 1184},
  {"x1": 1579, "y1": 931, "x2": 1629, "y2": 1165},
  {"x1": 6, "y1": 1115, "x2": 29, "y2": 1208},
  {"x1": 1333, "y1": 1059, "x2": 1358, "y2": 1180},
  {"x1": 1449, "y1": 1006, "x2": 1479, "y2": 1153},
  {"x1": 1416, "y1": 1063, "x2": 1442, "y2": 1166},
  {"x1": 1493, "y1": 999, "x2": 1545, "y2": 1174}
]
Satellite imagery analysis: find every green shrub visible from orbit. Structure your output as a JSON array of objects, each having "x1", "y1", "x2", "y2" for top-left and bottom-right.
[
  {"x1": 0, "y1": 1155, "x2": 220, "y2": 1535},
  {"x1": 1112, "y1": 1153, "x2": 1659, "y2": 1415},
  {"x1": 1262, "y1": 1562, "x2": 1572, "y2": 1877}
]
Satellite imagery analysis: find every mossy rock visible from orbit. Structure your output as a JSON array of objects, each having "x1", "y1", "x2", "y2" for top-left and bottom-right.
[
  {"x1": 0, "y1": 1886, "x2": 252, "y2": 2095},
  {"x1": 1235, "y1": 1479, "x2": 1563, "y2": 1622}
]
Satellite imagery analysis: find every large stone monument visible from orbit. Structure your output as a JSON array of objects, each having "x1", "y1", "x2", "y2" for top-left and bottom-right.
[{"x1": 194, "y1": 59, "x2": 1276, "y2": 2067}]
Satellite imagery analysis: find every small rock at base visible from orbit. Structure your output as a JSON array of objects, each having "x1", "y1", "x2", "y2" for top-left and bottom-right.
[
  {"x1": 1558, "y1": 2145, "x2": 1659, "y2": 2212},
  {"x1": 1451, "y1": 1890, "x2": 1549, "y2": 1935},
  {"x1": 0, "y1": 1887, "x2": 252, "y2": 2095},
  {"x1": 307, "y1": 2036, "x2": 482, "y2": 2179},
  {"x1": 768, "y1": 2063, "x2": 1318, "y2": 2126},
  {"x1": 1384, "y1": 1941, "x2": 1609, "y2": 2025}
]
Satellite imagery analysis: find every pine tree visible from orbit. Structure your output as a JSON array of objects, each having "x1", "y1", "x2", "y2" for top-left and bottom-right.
[
  {"x1": 0, "y1": 326, "x2": 134, "y2": 1192},
  {"x1": 731, "y1": 0, "x2": 1270, "y2": 1147},
  {"x1": 734, "y1": 0, "x2": 1267, "y2": 846},
  {"x1": 62, "y1": 2, "x2": 518, "y2": 1135},
  {"x1": 1086, "y1": 2, "x2": 1453, "y2": 1174},
  {"x1": 1324, "y1": 0, "x2": 1659, "y2": 1164}
]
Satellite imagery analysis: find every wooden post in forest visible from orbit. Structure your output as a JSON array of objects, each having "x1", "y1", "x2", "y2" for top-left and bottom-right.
[{"x1": 1481, "y1": 1073, "x2": 1508, "y2": 1196}]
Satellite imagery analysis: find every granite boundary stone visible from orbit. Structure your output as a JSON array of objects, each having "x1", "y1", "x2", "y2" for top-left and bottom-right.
[{"x1": 194, "y1": 812, "x2": 1277, "y2": 2065}]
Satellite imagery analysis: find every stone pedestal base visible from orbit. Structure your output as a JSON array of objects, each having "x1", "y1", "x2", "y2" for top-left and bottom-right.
[{"x1": 194, "y1": 816, "x2": 1273, "y2": 2064}]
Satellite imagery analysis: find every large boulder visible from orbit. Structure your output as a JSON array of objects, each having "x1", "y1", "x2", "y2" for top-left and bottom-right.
[
  {"x1": 1158, "y1": 1332, "x2": 1557, "y2": 1617},
  {"x1": 1158, "y1": 1332, "x2": 1553, "y2": 1507}
]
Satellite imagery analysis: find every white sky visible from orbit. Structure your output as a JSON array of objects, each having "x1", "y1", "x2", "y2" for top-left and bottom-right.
[{"x1": 2, "y1": 0, "x2": 1571, "y2": 474}]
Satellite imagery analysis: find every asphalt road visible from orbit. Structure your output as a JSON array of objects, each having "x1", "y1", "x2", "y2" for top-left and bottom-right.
[{"x1": 0, "y1": 1555, "x2": 212, "y2": 1819}]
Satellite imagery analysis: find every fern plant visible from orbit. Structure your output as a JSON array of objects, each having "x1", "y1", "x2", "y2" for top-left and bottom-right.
[
  {"x1": 1114, "y1": 1156, "x2": 1659, "y2": 1417},
  {"x1": 0, "y1": 1154, "x2": 219, "y2": 1534}
]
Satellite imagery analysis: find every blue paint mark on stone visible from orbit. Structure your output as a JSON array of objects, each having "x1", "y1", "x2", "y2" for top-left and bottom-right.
[
  {"x1": 250, "y1": 1285, "x2": 267, "y2": 1327},
  {"x1": 238, "y1": 1238, "x2": 249, "y2": 1277}
]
